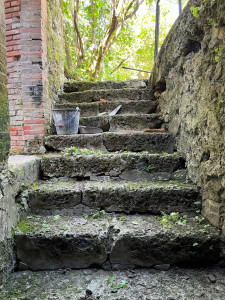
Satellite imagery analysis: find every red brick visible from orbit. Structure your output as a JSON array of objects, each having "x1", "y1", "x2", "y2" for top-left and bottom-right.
[
  {"x1": 11, "y1": 1, "x2": 21, "y2": 7},
  {"x1": 24, "y1": 119, "x2": 45, "y2": 124},
  {"x1": 24, "y1": 130, "x2": 45, "y2": 135},
  {"x1": 7, "y1": 50, "x2": 21, "y2": 57},
  {"x1": 10, "y1": 131, "x2": 18, "y2": 136},
  {"x1": 5, "y1": 7, "x2": 20, "y2": 14},
  {"x1": 4, "y1": 3, "x2": 11, "y2": 9},
  {"x1": 5, "y1": 12, "x2": 20, "y2": 19},
  {"x1": 10, "y1": 127, "x2": 19, "y2": 131},
  {"x1": 6, "y1": 40, "x2": 20, "y2": 46},
  {"x1": 10, "y1": 135, "x2": 24, "y2": 141}
]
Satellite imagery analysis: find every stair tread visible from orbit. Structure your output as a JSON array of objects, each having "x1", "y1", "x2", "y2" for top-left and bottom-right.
[
  {"x1": 45, "y1": 131, "x2": 175, "y2": 153},
  {"x1": 15, "y1": 214, "x2": 219, "y2": 237},
  {"x1": 2, "y1": 267, "x2": 225, "y2": 299},
  {"x1": 59, "y1": 88, "x2": 154, "y2": 103},
  {"x1": 32, "y1": 179, "x2": 198, "y2": 191},
  {"x1": 15, "y1": 214, "x2": 221, "y2": 271},
  {"x1": 54, "y1": 100, "x2": 158, "y2": 117},
  {"x1": 64, "y1": 78, "x2": 149, "y2": 92},
  {"x1": 78, "y1": 113, "x2": 163, "y2": 131},
  {"x1": 23, "y1": 179, "x2": 200, "y2": 215}
]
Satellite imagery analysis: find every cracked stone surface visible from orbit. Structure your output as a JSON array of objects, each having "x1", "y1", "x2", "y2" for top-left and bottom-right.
[{"x1": 15, "y1": 214, "x2": 221, "y2": 271}]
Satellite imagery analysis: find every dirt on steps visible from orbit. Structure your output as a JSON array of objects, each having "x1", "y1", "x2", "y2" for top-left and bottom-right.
[{"x1": 1, "y1": 267, "x2": 225, "y2": 300}]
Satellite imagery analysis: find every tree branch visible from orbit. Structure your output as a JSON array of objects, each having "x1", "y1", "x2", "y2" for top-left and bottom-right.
[
  {"x1": 73, "y1": 0, "x2": 85, "y2": 66},
  {"x1": 125, "y1": 0, "x2": 144, "y2": 20}
]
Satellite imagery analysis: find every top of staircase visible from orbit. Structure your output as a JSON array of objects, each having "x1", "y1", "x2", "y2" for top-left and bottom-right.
[{"x1": 64, "y1": 79, "x2": 149, "y2": 93}]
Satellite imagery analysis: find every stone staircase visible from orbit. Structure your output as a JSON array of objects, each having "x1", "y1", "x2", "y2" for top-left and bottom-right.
[{"x1": 4, "y1": 79, "x2": 225, "y2": 299}]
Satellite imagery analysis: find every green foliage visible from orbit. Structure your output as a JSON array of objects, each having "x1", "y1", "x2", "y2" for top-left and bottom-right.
[
  {"x1": 190, "y1": 6, "x2": 203, "y2": 18},
  {"x1": 83, "y1": 210, "x2": 106, "y2": 219},
  {"x1": 155, "y1": 212, "x2": 188, "y2": 229},
  {"x1": 107, "y1": 277, "x2": 128, "y2": 293},
  {"x1": 62, "y1": 0, "x2": 188, "y2": 81}
]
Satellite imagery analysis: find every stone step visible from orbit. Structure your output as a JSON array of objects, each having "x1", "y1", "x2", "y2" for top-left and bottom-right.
[
  {"x1": 41, "y1": 153, "x2": 186, "y2": 182},
  {"x1": 64, "y1": 79, "x2": 149, "y2": 92},
  {"x1": 79, "y1": 114, "x2": 163, "y2": 131},
  {"x1": 45, "y1": 132, "x2": 175, "y2": 153},
  {"x1": 15, "y1": 214, "x2": 221, "y2": 271},
  {"x1": 58, "y1": 88, "x2": 154, "y2": 104},
  {"x1": 55, "y1": 99, "x2": 158, "y2": 117},
  {"x1": 25, "y1": 180, "x2": 200, "y2": 215},
  {"x1": 2, "y1": 267, "x2": 225, "y2": 299}
]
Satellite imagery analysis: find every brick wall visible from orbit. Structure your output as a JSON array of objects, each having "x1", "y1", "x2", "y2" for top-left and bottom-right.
[
  {"x1": 0, "y1": 0, "x2": 10, "y2": 166},
  {"x1": 5, "y1": 0, "x2": 65, "y2": 153}
]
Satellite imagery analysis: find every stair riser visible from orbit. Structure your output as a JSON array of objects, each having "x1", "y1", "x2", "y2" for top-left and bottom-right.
[
  {"x1": 41, "y1": 155, "x2": 186, "y2": 181},
  {"x1": 64, "y1": 79, "x2": 149, "y2": 92},
  {"x1": 15, "y1": 230, "x2": 220, "y2": 271},
  {"x1": 45, "y1": 133, "x2": 176, "y2": 154},
  {"x1": 79, "y1": 115, "x2": 163, "y2": 131},
  {"x1": 110, "y1": 234, "x2": 221, "y2": 269},
  {"x1": 59, "y1": 89, "x2": 154, "y2": 104},
  {"x1": 55, "y1": 100, "x2": 158, "y2": 117},
  {"x1": 16, "y1": 234, "x2": 108, "y2": 271},
  {"x1": 26, "y1": 186, "x2": 200, "y2": 215}
]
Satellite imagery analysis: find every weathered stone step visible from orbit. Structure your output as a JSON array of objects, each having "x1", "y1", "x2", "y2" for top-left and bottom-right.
[
  {"x1": 25, "y1": 180, "x2": 200, "y2": 215},
  {"x1": 55, "y1": 99, "x2": 158, "y2": 117},
  {"x1": 64, "y1": 79, "x2": 149, "y2": 93},
  {"x1": 58, "y1": 88, "x2": 154, "y2": 104},
  {"x1": 41, "y1": 153, "x2": 186, "y2": 181},
  {"x1": 15, "y1": 214, "x2": 221, "y2": 271},
  {"x1": 45, "y1": 132, "x2": 175, "y2": 153},
  {"x1": 79, "y1": 114, "x2": 163, "y2": 131},
  {"x1": 2, "y1": 267, "x2": 225, "y2": 300}
]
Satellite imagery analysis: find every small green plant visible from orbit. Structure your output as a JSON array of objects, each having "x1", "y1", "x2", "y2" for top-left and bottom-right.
[
  {"x1": 83, "y1": 210, "x2": 106, "y2": 220},
  {"x1": 42, "y1": 220, "x2": 50, "y2": 228},
  {"x1": 190, "y1": 6, "x2": 202, "y2": 18},
  {"x1": 107, "y1": 277, "x2": 127, "y2": 293},
  {"x1": 144, "y1": 165, "x2": 155, "y2": 173},
  {"x1": 61, "y1": 147, "x2": 103, "y2": 157},
  {"x1": 33, "y1": 183, "x2": 38, "y2": 190},
  {"x1": 92, "y1": 210, "x2": 106, "y2": 219},
  {"x1": 215, "y1": 47, "x2": 222, "y2": 63},
  {"x1": 155, "y1": 212, "x2": 188, "y2": 229},
  {"x1": 120, "y1": 216, "x2": 126, "y2": 222}
]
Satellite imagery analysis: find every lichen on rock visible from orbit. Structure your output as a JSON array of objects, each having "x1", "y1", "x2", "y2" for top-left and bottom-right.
[{"x1": 151, "y1": 0, "x2": 225, "y2": 232}]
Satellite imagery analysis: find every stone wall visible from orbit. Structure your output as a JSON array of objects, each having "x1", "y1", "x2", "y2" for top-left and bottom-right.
[
  {"x1": 0, "y1": 0, "x2": 10, "y2": 168},
  {"x1": 151, "y1": 0, "x2": 225, "y2": 232},
  {"x1": 46, "y1": 0, "x2": 65, "y2": 108},
  {"x1": 0, "y1": 156, "x2": 40, "y2": 283},
  {"x1": 5, "y1": 0, "x2": 65, "y2": 153}
]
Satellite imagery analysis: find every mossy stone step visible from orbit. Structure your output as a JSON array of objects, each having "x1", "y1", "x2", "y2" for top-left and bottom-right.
[
  {"x1": 25, "y1": 180, "x2": 200, "y2": 215},
  {"x1": 55, "y1": 99, "x2": 158, "y2": 117},
  {"x1": 79, "y1": 114, "x2": 163, "y2": 131},
  {"x1": 15, "y1": 214, "x2": 221, "y2": 271},
  {"x1": 41, "y1": 153, "x2": 186, "y2": 181},
  {"x1": 45, "y1": 132, "x2": 175, "y2": 153},
  {"x1": 58, "y1": 88, "x2": 154, "y2": 104},
  {"x1": 64, "y1": 79, "x2": 149, "y2": 92},
  {"x1": 2, "y1": 267, "x2": 225, "y2": 299}
]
